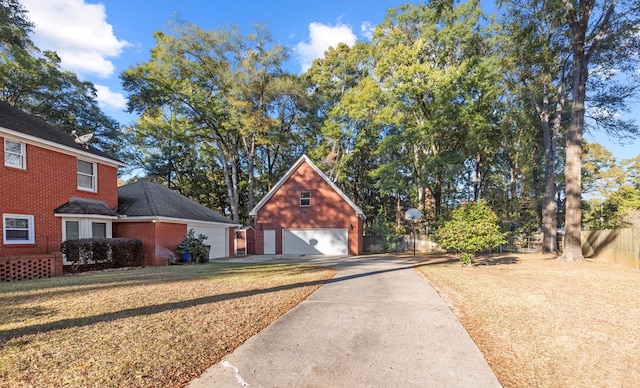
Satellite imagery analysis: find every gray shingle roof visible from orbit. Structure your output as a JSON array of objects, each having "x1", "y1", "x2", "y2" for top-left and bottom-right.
[
  {"x1": 117, "y1": 179, "x2": 237, "y2": 224},
  {"x1": 54, "y1": 197, "x2": 118, "y2": 216},
  {"x1": 0, "y1": 100, "x2": 121, "y2": 163}
]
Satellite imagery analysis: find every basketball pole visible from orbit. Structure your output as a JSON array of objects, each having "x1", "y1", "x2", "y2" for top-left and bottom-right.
[{"x1": 413, "y1": 221, "x2": 416, "y2": 257}]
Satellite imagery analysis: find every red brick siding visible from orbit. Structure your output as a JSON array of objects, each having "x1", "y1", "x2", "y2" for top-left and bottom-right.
[
  {"x1": 155, "y1": 223, "x2": 187, "y2": 264},
  {"x1": 0, "y1": 138, "x2": 118, "y2": 257},
  {"x1": 246, "y1": 228, "x2": 255, "y2": 255},
  {"x1": 254, "y1": 161, "x2": 363, "y2": 255},
  {"x1": 113, "y1": 221, "x2": 187, "y2": 266},
  {"x1": 228, "y1": 227, "x2": 235, "y2": 258}
]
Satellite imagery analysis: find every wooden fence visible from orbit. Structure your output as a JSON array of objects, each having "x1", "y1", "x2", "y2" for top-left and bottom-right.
[{"x1": 582, "y1": 228, "x2": 640, "y2": 269}]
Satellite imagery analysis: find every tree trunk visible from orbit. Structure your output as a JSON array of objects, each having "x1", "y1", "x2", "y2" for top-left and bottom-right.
[
  {"x1": 540, "y1": 85, "x2": 558, "y2": 254},
  {"x1": 562, "y1": 16, "x2": 588, "y2": 262},
  {"x1": 243, "y1": 135, "x2": 256, "y2": 214},
  {"x1": 229, "y1": 153, "x2": 241, "y2": 222},
  {"x1": 217, "y1": 140, "x2": 240, "y2": 223},
  {"x1": 473, "y1": 155, "x2": 482, "y2": 202},
  {"x1": 396, "y1": 192, "x2": 402, "y2": 229}
]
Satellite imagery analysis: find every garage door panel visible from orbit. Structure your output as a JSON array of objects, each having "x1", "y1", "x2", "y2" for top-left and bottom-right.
[
  {"x1": 188, "y1": 225, "x2": 228, "y2": 259},
  {"x1": 283, "y1": 228, "x2": 348, "y2": 255}
]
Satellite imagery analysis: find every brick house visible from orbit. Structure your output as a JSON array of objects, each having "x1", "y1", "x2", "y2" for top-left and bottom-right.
[
  {"x1": 0, "y1": 101, "x2": 124, "y2": 262},
  {"x1": 115, "y1": 179, "x2": 239, "y2": 266},
  {"x1": 249, "y1": 155, "x2": 366, "y2": 256},
  {"x1": 1, "y1": 102, "x2": 236, "y2": 277}
]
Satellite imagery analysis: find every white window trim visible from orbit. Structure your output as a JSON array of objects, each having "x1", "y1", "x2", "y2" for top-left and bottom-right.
[
  {"x1": 61, "y1": 218, "x2": 113, "y2": 241},
  {"x1": 3, "y1": 213, "x2": 35, "y2": 244},
  {"x1": 300, "y1": 191, "x2": 311, "y2": 207},
  {"x1": 77, "y1": 159, "x2": 97, "y2": 192},
  {"x1": 4, "y1": 139, "x2": 26, "y2": 169}
]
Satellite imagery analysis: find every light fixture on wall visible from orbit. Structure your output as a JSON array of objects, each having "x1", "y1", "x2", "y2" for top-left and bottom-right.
[
  {"x1": 259, "y1": 224, "x2": 263, "y2": 230},
  {"x1": 349, "y1": 224, "x2": 354, "y2": 230}
]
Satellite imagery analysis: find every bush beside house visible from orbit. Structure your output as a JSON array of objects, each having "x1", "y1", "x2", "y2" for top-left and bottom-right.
[{"x1": 61, "y1": 238, "x2": 144, "y2": 273}]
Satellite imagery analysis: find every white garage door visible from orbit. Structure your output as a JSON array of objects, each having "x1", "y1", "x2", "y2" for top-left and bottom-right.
[
  {"x1": 187, "y1": 225, "x2": 228, "y2": 259},
  {"x1": 283, "y1": 228, "x2": 348, "y2": 255}
]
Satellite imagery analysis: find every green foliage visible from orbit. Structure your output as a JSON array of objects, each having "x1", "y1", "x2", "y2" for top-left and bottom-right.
[
  {"x1": 364, "y1": 212, "x2": 403, "y2": 252},
  {"x1": 583, "y1": 185, "x2": 640, "y2": 230},
  {"x1": 176, "y1": 229, "x2": 209, "y2": 264},
  {"x1": 435, "y1": 201, "x2": 506, "y2": 263},
  {"x1": 459, "y1": 252, "x2": 473, "y2": 266},
  {"x1": 582, "y1": 141, "x2": 625, "y2": 197},
  {"x1": 373, "y1": 0, "x2": 505, "y2": 218}
]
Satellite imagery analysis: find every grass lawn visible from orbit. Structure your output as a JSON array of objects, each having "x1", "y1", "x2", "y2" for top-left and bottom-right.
[
  {"x1": 416, "y1": 253, "x2": 640, "y2": 387},
  {"x1": 0, "y1": 263, "x2": 336, "y2": 387}
]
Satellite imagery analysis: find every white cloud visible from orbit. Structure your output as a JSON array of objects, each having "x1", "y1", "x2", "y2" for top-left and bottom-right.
[
  {"x1": 360, "y1": 21, "x2": 375, "y2": 40},
  {"x1": 94, "y1": 85, "x2": 127, "y2": 111},
  {"x1": 21, "y1": 0, "x2": 129, "y2": 78},
  {"x1": 295, "y1": 22, "x2": 357, "y2": 73}
]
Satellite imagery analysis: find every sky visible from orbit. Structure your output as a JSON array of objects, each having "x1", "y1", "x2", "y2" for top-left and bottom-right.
[{"x1": 17, "y1": 0, "x2": 640, "y2": 162}]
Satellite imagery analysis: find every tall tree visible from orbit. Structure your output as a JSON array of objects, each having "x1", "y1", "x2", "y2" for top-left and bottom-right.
[
  {"x1": 502, "y1": 0, "x2": 571, "y2": 254},
  {"x1": 560, "y1": 0, "x2": 640, "y2": 261},
  {"x1": 122, "y1": 21, "x2": 300, "y2": 222},
  {"x1": 373, "y1": 0, "x2": 502, "y2": 218},
  {"x1": 305, "y1": 42, "x2": 388, "y2": 220}
]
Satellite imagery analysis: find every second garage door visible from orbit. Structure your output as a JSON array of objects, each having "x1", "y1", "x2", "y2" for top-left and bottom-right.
[
  {"x1": 282, "y1": 228, "x2": 348, "y2": 255},
  {"x1": 187, "y1": 224, "x2": 228, "y2": 259}
]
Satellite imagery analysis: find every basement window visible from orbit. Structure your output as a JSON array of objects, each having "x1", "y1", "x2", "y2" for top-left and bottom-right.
[{"x1": 300, "y1": 191, "x2": 311, "y2": 207}]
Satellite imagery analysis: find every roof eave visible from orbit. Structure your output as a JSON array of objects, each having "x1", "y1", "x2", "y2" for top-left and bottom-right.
[
  {"x1": 0, "y1": 126, "x2": 126, "y2": 168},
  {"x1": 116, "y1": 215, "x2": 241, "y2": 227}
]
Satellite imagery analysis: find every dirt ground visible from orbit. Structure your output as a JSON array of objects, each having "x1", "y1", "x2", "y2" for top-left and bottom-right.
[{"x1": 416, "y1": 253, "x2": 640, "y2": 387}]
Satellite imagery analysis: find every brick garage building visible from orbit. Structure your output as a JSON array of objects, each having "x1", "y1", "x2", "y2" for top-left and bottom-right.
[
  {"x1": 249, "y1": 155, "x2": 366, "y2": 256},
  {"x1": 115, "y1": 180, "x2": 239, "y2": 266}
]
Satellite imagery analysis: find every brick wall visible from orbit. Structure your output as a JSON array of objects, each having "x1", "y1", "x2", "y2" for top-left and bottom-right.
[
  {"x1": 113, "y1": 221, "x2": 187, "y2": 266},
  {"x1": 254, "y1": 161, "x2": 363, "y2": 255},
  {"x1": 0, "y1": 137, "x2": 119, "y2": 257},
  {"x1": 0, "y1": 252, "x2": 63, "y2": 282},
  {"x1": 154, "y1": 222, "x2": 187, "y2": 264}
]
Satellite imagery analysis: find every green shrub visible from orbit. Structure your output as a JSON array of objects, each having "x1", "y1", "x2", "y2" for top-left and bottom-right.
[
  {"x1": 61, "y1": 238, "x2": 144, "y2": 273},
  {"x1": 435, "y1": 201, "x2": 506, "y2": 265},
  {"x1": 176, "y1": 229, "x2": 209, "y2": 263}
]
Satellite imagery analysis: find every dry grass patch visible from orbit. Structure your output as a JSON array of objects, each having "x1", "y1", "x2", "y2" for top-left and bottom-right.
[
  {"x1": 0, "y1": 263, "x2": 335, "y2": 387},
  {"x1": 416, "y1": 253, "x2": 640, "y2": 387}
]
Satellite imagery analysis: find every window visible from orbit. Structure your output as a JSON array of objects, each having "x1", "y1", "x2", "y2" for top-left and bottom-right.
[
  {"x1": 77, "y1": 159, "x2": 96, "y2": 191},
  {"x1": 4, "y1": 139, "x2": 25, "y2": 169},
  {"x1": 65, "y1": 220, "x2": 80, "y2": 240},
  {"x1": 92, "y1": 222, "x2": 106, "y2": 238},
  {"x1": 3, "y1": 214, "x2": 34, "y2": 244},
  {"x1": 62, "y1": 218, "x2": 112, "y2": 241},
  {"x1": 300, "y1": 191, "x2": 311, "y2": 207},
  {"x1": 61, "y1": 218, "x2": 113, "y2": 263}
]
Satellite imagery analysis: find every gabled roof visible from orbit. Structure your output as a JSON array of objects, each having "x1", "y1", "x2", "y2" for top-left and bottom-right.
[
  {"x1": 0, "y1": 100, "x2": 124, "y2": 165},
  {"x1": 117, "y1": 179, "x2": 239, "y2": 225},
  {"x1": 249, "y1": 155, "x2": 366, "y2": 219},
  {"x1": 54, "y1": 197, "x2": 118, "y2": 217}
]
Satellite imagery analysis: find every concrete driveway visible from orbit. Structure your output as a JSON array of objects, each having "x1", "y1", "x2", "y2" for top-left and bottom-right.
[{"x1": 191, "y1": 255, "x2": 501, "y2": 387}]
